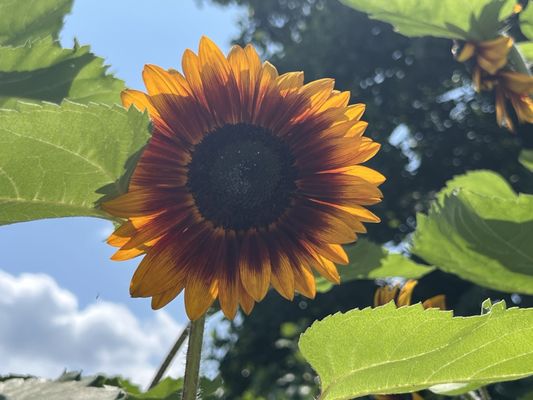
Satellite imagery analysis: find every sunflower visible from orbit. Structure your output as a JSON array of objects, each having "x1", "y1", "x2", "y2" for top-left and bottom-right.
[
  {"x1": 374, "y1": 280, "x2": 445, "y2": 400},
  {"x1": 102, "y1": 37, "x2": 383, "y2": 321},
  {"x1": 455, "y1": 35, "x2": 533, "y2": 132}
]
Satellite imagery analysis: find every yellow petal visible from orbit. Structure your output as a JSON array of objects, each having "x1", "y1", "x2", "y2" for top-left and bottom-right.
[
  {"x1": 374, "y1": 285, "x2": 399, "y2": 307},
  {"x1": 313, "y1": 255, "x2": 340, "y2": 284},
  {"x1": 151, "y1": 283, "x2": 185, "y2": 310},
  {"x1": 455, "y1": 42, "x2": 475, "y2": 62},
  {"x1": 331, "y1": 165, "x2": 386, "y2": 184},
  {"x1": 239, "y1": 232, "x2": 271, "y2": 301},
  {"x1": 239, "y1": 282, "x2": 255, "y2": 315},
  {"x1": 121, "y1": 89, "x2": 160, "y2": 118},
  {"x1": 270, "y1": 250, "x2": 295, "y2": 301},
  {"x1": 143, "y1": 64, "x2": 191, "y2": 97},
  {"x1": 396, "y1": 280, "x2": 418, "y2": 306},
  {"x1": 293, "y1": 265, "x2": 316, "y2": 299},
  {"x1": 422, "y1": 295, "x2": 447, "y2": 310},
  {"x1": 185, "y1": 276, "x2": 218, "y2": 321},
  {"x1": 218, "y1": 278, "x2": 239, "y2": 320}
]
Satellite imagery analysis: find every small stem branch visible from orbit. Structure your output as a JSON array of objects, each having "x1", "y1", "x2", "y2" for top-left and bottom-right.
[
  {"x1": 509, "y1": 44, "x2": 531, "y2": 75},
  {"x1": 479, "y1": 386, "x2": 491, "y2": 400},
  {"x1": 149, "y1": 323, "x2": 190, "y2": 389},
  {"x1": 465, "y1": 391, "x2": 482, "y2": 400},
  {"x1": 182, "y1": 315, "x2": 206, "y2": 400}
]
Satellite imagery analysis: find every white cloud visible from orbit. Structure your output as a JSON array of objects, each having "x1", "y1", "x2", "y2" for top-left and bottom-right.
[{"x1": 0, "y1": 270, "x2": 187, "y2": 388}]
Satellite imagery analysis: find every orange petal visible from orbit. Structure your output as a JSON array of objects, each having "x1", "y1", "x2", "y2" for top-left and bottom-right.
[
  {"x1": 238, "y1": 282, "x2": 255, "y2": 315},
  {"x1": 185, "y1": 276, "x2": 218, "y2": 321},
  {"x1": 269, "y1": 247, "x2": 295, "y2": 301},
  {"x1": 374, "y1": 285, "x2": 399, "y2": 307},
  {"x1": 344, "y1": 104, "x2": 366, "y2": 121},
  {"x1": 111, "y1": 246, "x2": 147, "y2": 261},
  {"x1": 107, "y1": 221, "x2": 136, "y2": 247},
  {"x1": 293, "y1": 265, "x2": 316, "y2": 299},
  {"x1": 102, "y1": 189, "x2": 168, "y2": 218},
  {"x1": 216, "y1": 230, "x2": 239, "y2": 319},
  {"x1": 397, "y1": 280, "x2": 418, "y2": 306},
  {"x1": 130, "y1": 249, "x2": 186, "y2": 297},
  {"x1": 182, "y1": 49, "x2": 208, "y2": 106},
  {"x1": 422, "y1": 295, "x2": 447, "y2": 310},
  {"x1": 455, "y1": 42, "x2": 475, "y2": 62},
  {"x1": 313, "y1": 255, "x2": 340, "y2": 284},
  {"x1": 276, "y1": 71, "x2": 304, "y2": 94},
  {"x1": 143, "y1": 64, "x2": 191, "y2": 97},
  {"x1": 317, "y1": 243, "x2": 349, "y2": 265},
  {"x1": 151, "y1": 283, "x2": 185, "y2": 310},
  {"x1": 240, "y1": 232, "x2": 271, "y2": 301},
  {"x1": 121, "y1": 89, "x2": 160, "y2": 118},
  {"x1": 336, "y1": 165, "x2": 386, "y2": 185}
]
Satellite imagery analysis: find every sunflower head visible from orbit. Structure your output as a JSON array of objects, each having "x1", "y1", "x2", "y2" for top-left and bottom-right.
[{"x1": 103, "y1": 37, "x2": 384, "y2": 320}]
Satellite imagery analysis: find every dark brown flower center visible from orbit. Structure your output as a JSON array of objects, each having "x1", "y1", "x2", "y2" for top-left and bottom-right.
[{"x1": 187, "y1": 123, "x2": 297, "y2": 230}]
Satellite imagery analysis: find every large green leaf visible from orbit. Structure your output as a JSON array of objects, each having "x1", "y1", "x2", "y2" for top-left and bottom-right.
[
  {"x1": 0, "y1": 37, "x2": 124, "y2": 107},
  {"x1": 339, "y1": 0, "x2": 515, "y2": 40},
  {"x1": 412, "y1": 170, "x2": 533, "y2": 295},
  {"x1": 0, "y1": 101, "x2": 150, "y2": 226},
  {"x1": 299, "y1": 301, "x2": 533, "y2": 400},
  {"x1": 0, "y1": 0, "x2": 73, "y2": 46},
  {"x1": 520, "y1": 3, "x2": 533, "y2": 40},
  {"x1": 316, "y1": 239, "x2": 434, "y2": 293}
]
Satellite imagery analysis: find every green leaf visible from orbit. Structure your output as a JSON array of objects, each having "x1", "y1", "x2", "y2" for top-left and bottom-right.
[
  {"x1": 437, "y1": 169, "x2": 516, "y2": 199},
  {"x1": 412, "y1": 170, "x2": 533, "y2": 295},
  {"x1": 339, "y1": 0, "x2": 515, "y2": 40},
  {"x1": 0, "y1": 101, "x2": 150, "y2": 226},
  {"x1": 0, "y1": 37, "x2": 124, "y2": 107},
  {"x1": 299, "y1": 301, "x2": 533, "y2": 400},
  {"x1": 517, "y1": 41, "x2": 533, "y2": 63},
  {"x1": 316, "y1": 239, "x2": 434, "y2": 293},
  {"x1": 519, "y1": 149, "x2": 533, "y2": 172},
  {"x1": 520, "y1": 3, "x2": 533, "y2": 40},
  {"x1": 128, "y1": 377, "x2": 183, "y2": 400},
  {"x1": 0, "y1": 0, "x2": 73, "y2": 46}
]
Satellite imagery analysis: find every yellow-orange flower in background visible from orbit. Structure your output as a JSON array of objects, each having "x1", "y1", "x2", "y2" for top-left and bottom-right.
[
  {"x1": 456, "y1": 36, "x2": 513, "y2": 77},
  {"x1": 456, "y1": 35, "x2": 533, "y2": 132},
  {"x1": 374, "y1": 280, "x2": 446, "y2": 400},
  {"x1": 103, "y1": 37, "x2": 384, "y2": 321}
]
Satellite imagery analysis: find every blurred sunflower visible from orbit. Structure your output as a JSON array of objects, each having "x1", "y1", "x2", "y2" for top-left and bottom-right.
[
  {"x1": 374, "y1": 280, "x2": 446, "y2": 400},
  {"x1": 456, "y1": 35, "x2": 533, "y2": 132},
  {"x1": 103, "y1": 37, "x2": 383, "y2": 320}
]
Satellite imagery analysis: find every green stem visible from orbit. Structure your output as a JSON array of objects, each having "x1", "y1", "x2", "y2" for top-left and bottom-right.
[
  {"x1": 182, "y1": 315, "x2": 206, "y2": 400},
  {"x1": 508, "y1": 44, "x2": 531, "y2": 76},
  {"x1": 149, "y1": 323, "x2": 190, "y2": 389}
]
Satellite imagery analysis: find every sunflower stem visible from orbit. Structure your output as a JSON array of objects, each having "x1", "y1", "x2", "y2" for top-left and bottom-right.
[
  {"x1": 149, "y1": 323, "x2": 190, "y2": 389},
  {"x1": 182, "y1": 315, "x2": 206, "y2": 400}
]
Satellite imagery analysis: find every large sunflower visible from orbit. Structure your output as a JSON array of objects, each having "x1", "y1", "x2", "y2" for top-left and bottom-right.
[{"x1": 103, "y1": 37, "x2": 384, "y2": 320}]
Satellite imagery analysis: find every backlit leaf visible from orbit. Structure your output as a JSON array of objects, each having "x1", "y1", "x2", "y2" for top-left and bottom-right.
[
  {"x1": 0, "y1": 37, "x2": 124, "y2": 107},
  {"x1": 412, "y1": 170, "x2": 533, "y2": 295},
  {"x1": 0, "y1": 102, "x2": 150, "y2": 226},
  {"x1": 0, "y1": 0, "x2": 73, "y2": 46},
  {"x1": 299, "y1": 301, "x2": 533, "y2": 399},
  {"x1": 340, "y1": 0, "x2": 515, "y2": 40}
]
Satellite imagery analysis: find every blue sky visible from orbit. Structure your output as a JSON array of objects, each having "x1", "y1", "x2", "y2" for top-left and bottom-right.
[{"x1": 0, "y1": 0, "x2": 244, "y2": 333}]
